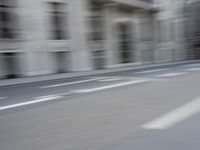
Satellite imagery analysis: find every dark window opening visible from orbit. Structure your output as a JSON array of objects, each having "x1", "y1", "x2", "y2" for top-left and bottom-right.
[
  {"x1": 49, "y1": 2, "x2": 67, "y2": 40},
  {"x1": 118, "y1": 23, "x2": 133, "y2": 63},
  {"x1": 0, "y1": 0, "x2": 16, "y2": 39}
]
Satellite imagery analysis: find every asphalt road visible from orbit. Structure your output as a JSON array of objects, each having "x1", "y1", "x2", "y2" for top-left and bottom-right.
[{"x1": 0, "y1": 62, "x2": 200, "y2": 150}]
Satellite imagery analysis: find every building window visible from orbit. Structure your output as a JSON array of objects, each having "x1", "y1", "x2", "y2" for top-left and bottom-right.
[
  {"x1": 118, "y1": 23, "x2": 133, "y2": 63},
  {"x1": 89, "y1": 0, "x2": 104, "y2": 41},
  {"x1": 0, "y1": 0, "x2": 16, "y2": 39},
  {"x1": 49, "y1": 2, "x2": 68, "y2": 40},
  {"x1": 90, "y1": 16, "x2": 104, "y2": 41}
]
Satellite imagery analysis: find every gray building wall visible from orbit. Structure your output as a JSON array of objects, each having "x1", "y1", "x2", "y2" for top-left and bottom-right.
[{"x1": 0, "y1": 0, "x2": 187, "y2": 79}]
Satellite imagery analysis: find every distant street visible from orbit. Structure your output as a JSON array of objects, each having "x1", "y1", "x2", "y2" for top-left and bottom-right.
[{"x1": 1, "y1": 62, "x2": 200, "y2": 150}]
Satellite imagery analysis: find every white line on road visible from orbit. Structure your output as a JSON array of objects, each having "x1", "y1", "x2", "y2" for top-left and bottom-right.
[
  {"x1": 156, "y1": 72, "x2": 187, "y2": 78},
  {"x1": 136, "y1": 69, "x2": 169, "y2": 74},
  {"x1": 0, "y1": 80, "x2": 148, "y2": 111},
  {"x1": 41, "y1": 78, "x2": 102, "y2": 89},
  {"x1": 142, "y1": 96, "x2": 200, "y2": 130},
  {"x1": 185, "y1": 68, "x2": 200, "y2": 71},
  {"x1": 0, "y1": 97, "x2": 6, "y2": 100},
  {"x1": 183, "y1": 64, "x2": 200, "y2": 67},
  {"x1": 0, "y1": 95, "x2": 63, "y2": 111},
  {"x1": 75, "y1": 79, "x2": 149, "y2": 93},
  {"x1": 98, "y1": 78, "x2": 121, "y2": 82}
]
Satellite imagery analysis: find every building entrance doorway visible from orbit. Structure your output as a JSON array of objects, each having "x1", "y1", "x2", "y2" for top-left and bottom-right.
[
  {"x1": 3, "y1": 53, "x2": 18, "y2": 78},
  {"x1": 54, "y1": 52, "x2": 68, "y2": 73},
  {"x1": 117, "y1": 22, "x2": 134, "y2": 63}
]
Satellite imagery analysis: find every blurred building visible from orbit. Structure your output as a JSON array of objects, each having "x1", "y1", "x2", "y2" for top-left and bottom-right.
[
  {"x1": 0, "y1": 0, "x2": 187, "y2": 79},
  {"x1": 184, "y1": 0, "x2": 200, "y2": 59}
]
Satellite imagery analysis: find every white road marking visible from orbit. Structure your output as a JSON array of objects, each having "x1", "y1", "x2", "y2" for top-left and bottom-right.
[
  {"x1": 0, "y1": 95, "x2": 63, "y2": 111},
  {"x1": 98, "y1": 78, "x2": 121, "y2": 82},
  {"x1": 136, "y1": 69, "x2": 169, "y2": 74},
  {"x1": 142, "y1": 96, "x2": 200, "y2": 130},
  {"x1": 156, "y1": 72, "x2": 187, "y2": 78},
  {"x1": 183, "y1": 64, "x2": 200, "y2": 67},
  {"x1": 34, "y1": 94, "x2": 61, "y2": 99},
  {"x1": 0, "y1": 97, "x2": 6, "y2": 100},
  {"x1": 0, "y1": 79, "x2": 148, "y2": 111},
  {"x1": 72, "y1": 89, "x2": 91, "y2": 93},
  {"x1": 41, "y1": 78, "x2": 102, "y2": 89},
  {"x1": 186, "y1": 68, "x2": 200, "y2": 71},
  {"x1": 75, "y1": 79, "x2": 149, "y2": 93}
]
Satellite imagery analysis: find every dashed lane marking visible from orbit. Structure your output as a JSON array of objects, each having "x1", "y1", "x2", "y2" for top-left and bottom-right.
[
  {"x1": 0, "y1": 97, "x2": 7, "y2": 100},
  {"x1": 40, "y1": 78, "x2": 103, "y2": 89},
  {"x1": 183, "y1": 64, "x2": 200, "y2": 67},
  {"x1": 135, "y1": 69, "x2": 169, "y2": 74},
  {"x1": 185, "y1": 68, "x2": 200, "y2": 71},
  {"x1": 98, "y1": 78, "x2": 121, "y2": 82},
  {"x1": 0, "y1": 95, "x2": 63, "y2": 111},
  {"x1": 142, "y1": 96, "x2": 200, "y2": 130},
  {"x1": 0, "y1": 79, "x2": 149, "y2": 111},
  {"x1": 74, "y1": 79, "x2": 149, "y2": 93},
  {"x1": 156, "y1": 72, "x2": 187, "y2": 78}
]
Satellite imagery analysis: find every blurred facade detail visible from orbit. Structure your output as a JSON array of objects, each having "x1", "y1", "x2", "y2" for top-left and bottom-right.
[
  {"x1": 0, "y1": 0, "x2": 190, "y2": 79},
  {"x1": 184, "y1": 0, "x2": 200, "y2": 59}
]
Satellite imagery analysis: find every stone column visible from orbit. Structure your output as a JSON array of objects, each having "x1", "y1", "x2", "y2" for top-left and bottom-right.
[
  {"x1": 17, "y1": 0, "x2": 54, "y2": 76},
  {"x1": 68, "y1": 0, "x2": 92, "y2": 71},
  {"x1": 150, "y1": 11, "x2": 158, "y2": 63},
  {"x1": 132, "y1": 11, "x2": 143, "y2": 63}
]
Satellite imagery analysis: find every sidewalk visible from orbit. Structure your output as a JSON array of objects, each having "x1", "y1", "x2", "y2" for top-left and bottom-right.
[{"x1": 0, "y1": 60, "x2": 199, "y2": 87}]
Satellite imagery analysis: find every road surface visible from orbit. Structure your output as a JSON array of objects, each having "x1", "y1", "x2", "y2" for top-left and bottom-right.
[{"x1": 0, "y1": 62, "x2": 200, "y2": 150}]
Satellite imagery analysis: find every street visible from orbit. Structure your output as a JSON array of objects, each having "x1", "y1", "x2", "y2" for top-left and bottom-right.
[{"x1": 0, "y1": 62, "x2": 200, "y2": 150}]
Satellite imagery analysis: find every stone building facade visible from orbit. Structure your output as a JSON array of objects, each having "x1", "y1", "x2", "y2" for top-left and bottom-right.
[
  {"x1": 184, "y1": 0, "x2": 200, "y2": 59},
  {"x1": 0, "y1": 0, "x2": 187, "y2": 79}
]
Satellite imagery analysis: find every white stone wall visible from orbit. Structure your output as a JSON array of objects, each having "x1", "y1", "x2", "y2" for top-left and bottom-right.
[
  {"x1": 0, "y1": 0, "x2": 188, "y2": 79},
  {"x1": 154, "y1": 0, "x2": 186, "y2": 62},
  {"x1": 104, "y1": 5, "x2": 152, "y2": 67},
  {"x1": 68, "y1": 0, "x2": 93, "y2": 71}
]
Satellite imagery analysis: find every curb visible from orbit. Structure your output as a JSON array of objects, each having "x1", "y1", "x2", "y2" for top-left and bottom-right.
[{"x1": 0, "y1": 60, "x2": 200, "y2": 87}]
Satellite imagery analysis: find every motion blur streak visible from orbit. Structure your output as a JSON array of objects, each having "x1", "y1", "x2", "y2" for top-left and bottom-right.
[
  {"x1": 1, "y1": 0, "x2": 200, "y2": 150},
  {"x1": 0, "y1": 0, "x2": 199, "y2": 79}
]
